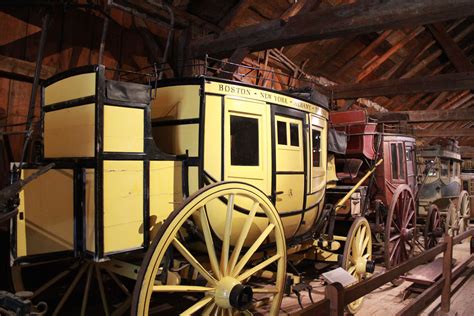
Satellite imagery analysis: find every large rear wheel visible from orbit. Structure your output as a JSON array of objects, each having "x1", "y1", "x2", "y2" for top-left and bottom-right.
[
  {"x1": 131, "y1": 182, "x2": 286, "y2": 315},
  {"x1": 424, "y1": 204, "x2": 442, "y2": 249},
  {"x1": 384, "y1": 185, "x2": 416, "y2": 272}
]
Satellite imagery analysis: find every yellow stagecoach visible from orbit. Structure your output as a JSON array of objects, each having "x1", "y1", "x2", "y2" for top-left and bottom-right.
[{"x1": 8, "y1": 65, "x2": 374, "y2": 315}]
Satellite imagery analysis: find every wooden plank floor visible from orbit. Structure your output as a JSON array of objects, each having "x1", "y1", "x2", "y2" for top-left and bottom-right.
[{"x1": 258, "y1": 233, "x2": 473, "y2": 315}]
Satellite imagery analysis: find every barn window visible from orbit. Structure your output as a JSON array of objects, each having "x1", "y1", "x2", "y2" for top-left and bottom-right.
[
  {"x1": 312, "y1": 129, "x2": 321, "y2": 167},
  {"x1": 290, "y1": 123, "x2": 299, "y2": 147},
  {"x1": 277, "y1": 121, "x2": 287, "y2": 145},
  {"x1": 230, "y1": 115, "x2": 259, "y2": 166},
  {"x1": 391, "y1": 144, "x2": 399, "y2": 179}
]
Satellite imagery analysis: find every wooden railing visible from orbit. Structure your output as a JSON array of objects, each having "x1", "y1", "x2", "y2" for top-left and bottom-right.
[{"x1": 296, "y1": 229, "x2": 474, "y2": 316}]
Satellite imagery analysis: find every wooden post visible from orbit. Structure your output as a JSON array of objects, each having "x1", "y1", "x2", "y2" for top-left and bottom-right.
[
  {"x1": 325, "y1": 282, "x2": 344, "y2": 316},
  {"x1": 441, "y1": 234, "x2": 453, "y2": 313}
]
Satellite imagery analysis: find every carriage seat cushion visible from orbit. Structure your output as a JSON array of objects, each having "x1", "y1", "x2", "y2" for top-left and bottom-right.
[{"x1": 336, "y1": 158, "x2": 363, "y2": 180}]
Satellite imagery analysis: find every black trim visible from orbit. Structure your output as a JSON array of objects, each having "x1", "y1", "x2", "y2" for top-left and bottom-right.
[
  {"x1": 198, "y1": 82, "x2": 205, "y2": 189},
  {"x1": 43, "y1": 64, "x2": 98, "y2": 87},
  {"x1": 220, "y1": 96, "x2": 225, "y2": 181},
  {"x1": 43, "y1": 96, "x2": 96, "y2": 112},
  {"x1": 73, "y1": 168, "x2": 84, "y2": 256},
  {"x1": 143, "y1": 160, "x2": 150, "y2": 248},
  {"x1": 95, "y1": 65, "x2": 105, "y2": 259},
  {"x1": 103, "y1": 98, "x2": 149, "y2": 109},
  {"x1": 13, "y1": 250, "x2": 75, "y2": 265},
  {"x1": 275, "y1": 171, "x2": 305, "y2": 175},
  {"x1": 152, "y1": 118, "x2": 200, "y2": 127}
]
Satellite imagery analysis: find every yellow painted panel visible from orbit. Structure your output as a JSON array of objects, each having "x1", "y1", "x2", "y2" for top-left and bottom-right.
[
  {"x1": 45, "y1": 73, "x2": 96, "y2": 105},
  {"x1": 204, "y1": 95, "x2": 222, "y2": 181},
  {"x1": 151, "y1": 85, "x2": 200, "y2": 120},
  {"x1": 149, "y1": 161, "x2": 183, "y2": 241},
  {"x1": 224, "y1": 97, "x2": 271, "y2": 195},
  {"x1": 205, "y1": 80, "x2": 328, "y2": 116},
  {"x1": 311, "y1": 115, "x2": 328, "y2": 194},
  {"x1": 18, "y1": 169, "x2": 74, "y2": 257},
  {"x1": 152, "y1": 124, "x2": 199, "y2": 156},
  {"x1": 85, "y1": 169, "x2": 95, "y2": 253},
  {"x1": 104, "y1": 105, "x2": 144, "y2": 152},
  {"x1": 44, "y1": 104, "x2": 95, "y2": 158},
  {"x1": 188, "y1": 166, "x2": 199, "y2": 196},
  {"x1": 275, "y1": 116, "x2": 304, "y2": 172},
  {"x1": 103, "y1": 161, "x2": 143, "y2": 253},
  {"x1": 275, "y1": 174, "x2": 305, "y2": 213}
]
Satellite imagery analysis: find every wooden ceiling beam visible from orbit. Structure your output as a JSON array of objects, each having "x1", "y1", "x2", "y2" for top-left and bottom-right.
[
  {"x1": 0, "y1": 54, "x2": 56, "y2": 81},
  {"x1": 190, "y1": 0, "x2": 474, "y2": 58},
  {"x1": 461, "y1": 146, "x2": 474, "y2": 155},
  {"x1": 372, "y1": 108, "x2": 474, "y2": 123},
  {"x1": 356, "y1": 27, "x2": 424, "y2": 82},
  {"x1": 335, "y1": 30, "x2": 392, "y2": 78},
  {"x1": 218, "y1": 0, "x2": 255, "y2": 31},
  {"x1": 332, "y1": 72, "x2": 474, "y2": 99},
  {"x1": 402, "y1": 23, "x2": 474, "y2": 78},
  {"x1": 414, "y1": 128, "x2": 474, "y2": 137},
  {"x1": 428, "y1": 22, "x2": 474, "y2": 72}
]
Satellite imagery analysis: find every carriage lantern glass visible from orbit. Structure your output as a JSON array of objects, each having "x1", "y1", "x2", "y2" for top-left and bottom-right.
[{"x1": 230, "y1": 115, "x2": 259, "y2": 166}]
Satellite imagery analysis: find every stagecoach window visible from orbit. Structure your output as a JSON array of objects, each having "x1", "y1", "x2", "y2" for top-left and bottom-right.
[
  {"x1": 312, "y1": 129, "x2": 321, "y2": 167},
  {"x1": 230, "y1": 115, "x2": 259, "y2": 166},
  {"x1": 290, "y1": 123, "x2": 299, "y2": 146},
  {"x1": 391, "y1": 144, "x2": 399, "y2": 179},
  {"x1": 406, "y1": 147, "x2": 413, "y2": 161},
  {"x1": 277, "y1": 121, "x2": 287, "y2": 145},
  {"x1": 398, "y1": 143, "x2": 405, "y2": 179},
  {"x1": 441, "y1": 160, "x2": 449, "y2": 177}
]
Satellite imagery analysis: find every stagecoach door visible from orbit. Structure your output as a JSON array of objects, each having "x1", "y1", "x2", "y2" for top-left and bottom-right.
[{"x1": 273, "y1": 112, "x2": 305, "y2": 236}]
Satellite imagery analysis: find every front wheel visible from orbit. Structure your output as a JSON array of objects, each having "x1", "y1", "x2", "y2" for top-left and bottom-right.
[
  {"x1": 342, "y1": 217, "x2": 373, "y2": 314},
  {"x1": 131, "y1": 182, "x2": 287, "y2": 315}
]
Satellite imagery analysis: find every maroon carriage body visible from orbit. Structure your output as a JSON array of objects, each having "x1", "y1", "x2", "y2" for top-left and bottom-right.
[{"x1": 329, "y1": 110, "x2": 417, "y2": 207}]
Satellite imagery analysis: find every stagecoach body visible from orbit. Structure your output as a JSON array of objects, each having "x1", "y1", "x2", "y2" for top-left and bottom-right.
[
  {"x1": 417, "y1": 141, "x2": 470, "y2": 237},
  {"x1": 327, "y1": 110, "x2": 418, "y2": 269},
  {"x1": 11, "y1": 65, "x2": 329, "y2": 262},
  {"x1": 11, "y1": 65, "x2": 370, "y2": 315}
]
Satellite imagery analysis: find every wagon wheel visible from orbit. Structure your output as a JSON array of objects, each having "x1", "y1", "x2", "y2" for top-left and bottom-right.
[
  {"x1": 11, "y1": 258, "x2": 132, "y2": 315},
  {"x1": 384, "y1": 185, "x2": 416, "y2": 275},
  {"x1": 342, "y1": 217, "x2": 373, "y2": 314},
  {"x1": 456, "y1": 191, "x2": 470, "y2": 235},
  {"x1": 131, "y1": 182, "x2": 286, "y2": 315},
  {"x1": 424, "y1": 204, "x2": 441, "y2": 249}
]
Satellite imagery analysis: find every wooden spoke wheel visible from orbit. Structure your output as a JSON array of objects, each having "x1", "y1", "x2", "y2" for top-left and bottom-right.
[
  {"x1": 384, "y1": 185, "x2": 416, "y2": 272},
  {"x1": 446, "y1": 191, "x2": 470, "y2": 237},
  {"x1": 11, "y1": 258, "x2": 132, "y2": 315},
  {"x1": 342, "y1": 217, "x2": 372, "y2": 314},
  {"x1": 457, "y1": 191, "x2": 470, "y2": 235},
  {"x1": 131, "y1": 182, "x2": 286, "y2": 315},
  {"x1": 424, "y1": 204, "x2": 442, "y2": 249}
]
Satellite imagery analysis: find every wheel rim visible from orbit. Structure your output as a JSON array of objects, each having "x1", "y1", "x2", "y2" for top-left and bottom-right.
[
  {"x1": 458, "y1": 191, "x2": 470, "y2": 234},
  {"x1": 424, "y1": 205, "x2": 441, "y2": 249},
  {"x1": 342, "y1": 217, "x2": 372, "y2": 314},
  {"x1": 131, "y1": 182, "x2": 286, "y2": 315},
  {"x1": 385, "y1": 185, "x2": 416, "y2": 269}
]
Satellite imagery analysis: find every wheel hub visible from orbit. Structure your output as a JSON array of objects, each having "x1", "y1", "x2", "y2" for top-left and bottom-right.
[
  {"x1": 401, "y1": 228, "x2": 414, "y2": 240},
  {"x1": 355, "y1": 257, "x2": 367, "y2": 275},
  {"x1": 215, "y1": 276, "x2": 253, "y2": 310}
]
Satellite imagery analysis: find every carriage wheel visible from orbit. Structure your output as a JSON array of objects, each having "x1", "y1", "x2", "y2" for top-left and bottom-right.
[
  {"x1": 131, "y1": 182, "x2": 286, "y2": 315},
  {"x1": 11, "y1": 258, "x2": 132, "y2": 315},
  {"x1": 446, "y1": 191, "x2": 470, "y2": 237},
  {"x1": 457, "y1": 191, "x2": 470, "y2": 235},
  {"x1": 342, "y1": 217, "x2": 372, "y2": 314},
  {"x1": 424, "y1": 205, "x2": 441, "y2": 249},
  {"x1": 384, "y1": 185, "x2": 416, "y2": 273}
]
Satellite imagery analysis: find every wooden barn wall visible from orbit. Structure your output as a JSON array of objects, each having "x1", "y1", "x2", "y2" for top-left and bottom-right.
[{"x1": 0, "y1": 7, "x2": 161, "y2": 163}]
